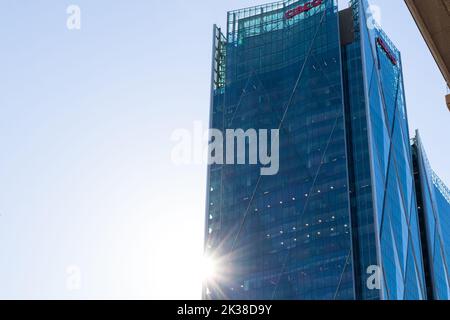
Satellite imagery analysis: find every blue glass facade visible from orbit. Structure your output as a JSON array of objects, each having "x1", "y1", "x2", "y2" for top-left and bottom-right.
[
  {"x1": 204, "y1": 0, "x2": 440, "y2": 300},
  {"x1": 413, "y1": 132, "x2": 450, "y2": 300},
  {"x1": 354, "y1": 0, "x2": 426, "y2": 300},
  {"x1": 206, "y1": 0, "x2": 355, "y2": 300}
]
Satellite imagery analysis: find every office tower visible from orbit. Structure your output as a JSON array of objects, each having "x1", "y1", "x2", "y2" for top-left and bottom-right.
[
  {"x1": 412, "y1": 132, "x2": 450, "y2": 300},
  {"x1": 204, "y1": 0, "x2": 427, "y2": 300}
]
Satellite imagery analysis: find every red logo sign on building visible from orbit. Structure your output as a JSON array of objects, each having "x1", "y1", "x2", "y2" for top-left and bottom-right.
[
  {"x1": 285, "y1": 0, "x2": 323, "y2": 20},
  {"x1": 376, "y1": 37, "x2": 398, "y2": 66}
]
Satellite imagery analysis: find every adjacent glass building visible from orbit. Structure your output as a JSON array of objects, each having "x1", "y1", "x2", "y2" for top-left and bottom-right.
[
  {"x1": 204, "y1": 0, "x2": 448, "y2": 300},
  {"x1": 413, "y1": 132, "x2": 450, "y2": 300}
]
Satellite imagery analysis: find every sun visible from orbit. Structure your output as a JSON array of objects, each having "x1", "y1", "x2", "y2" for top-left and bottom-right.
[{"x1": 201, "y1": 256, "x2": 217, "y2": 281}]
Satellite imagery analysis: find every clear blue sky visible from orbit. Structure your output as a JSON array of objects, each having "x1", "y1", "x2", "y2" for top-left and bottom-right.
[{"x1": 0, "y1": 0, "x2": 448, "y2": 299}]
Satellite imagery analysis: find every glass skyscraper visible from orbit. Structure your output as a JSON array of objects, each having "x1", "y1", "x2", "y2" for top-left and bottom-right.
[
  {"x1": 204, "y1": 0, "x2": 448, "y2": 300},
  {"x1": 413, "y1": 132, "x2": 450, "y2": 300}
]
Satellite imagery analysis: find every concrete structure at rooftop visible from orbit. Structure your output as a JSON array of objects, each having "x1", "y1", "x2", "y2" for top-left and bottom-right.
[{"x1": 404, "y1": 0, "x2": 450, "y2": 111}]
